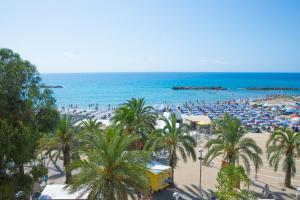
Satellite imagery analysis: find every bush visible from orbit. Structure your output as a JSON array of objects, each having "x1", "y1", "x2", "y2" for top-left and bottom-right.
[{"x1": 216, "y1": 164, "x2": 255, "y2": 200}]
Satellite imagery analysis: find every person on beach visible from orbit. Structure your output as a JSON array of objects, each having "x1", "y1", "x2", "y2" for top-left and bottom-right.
[{"x1": 263, "y1": 184, "x2": 270, "y2": 198}]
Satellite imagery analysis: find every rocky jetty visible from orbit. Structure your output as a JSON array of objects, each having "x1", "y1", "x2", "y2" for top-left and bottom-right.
[
  {"x1": 242, "y1": 87, "x2": 300, "y2": 91},
  {"x1": 172, "y1": 86, "x2": 227, "y2": 90},
  {"x1": 41, "y1": 85, "x2": 63, "y2": 89}
]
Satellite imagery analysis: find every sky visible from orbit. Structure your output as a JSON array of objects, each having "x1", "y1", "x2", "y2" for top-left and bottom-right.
[{"x1": 0, "y1": 0, "x2": 299, "y2": 73}]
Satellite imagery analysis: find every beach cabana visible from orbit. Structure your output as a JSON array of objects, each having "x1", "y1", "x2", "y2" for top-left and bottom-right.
[
  {"x1": 183, "y1": 115, "x2": 211, "y2": 125},
  {"x1": 197, "y1": 116, "x2": 212, "y2": 126},
  {"x1": 39, "y1": 184, "x2": 89, "y2": 200},
  {"x1": 183, "y1": 115, "x2": 212, "y2": 133}
]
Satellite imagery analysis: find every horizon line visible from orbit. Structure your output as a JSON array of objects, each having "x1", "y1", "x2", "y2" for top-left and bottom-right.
[{"x1": 40, "y1": 71, "x2": 300, "y2": 74}]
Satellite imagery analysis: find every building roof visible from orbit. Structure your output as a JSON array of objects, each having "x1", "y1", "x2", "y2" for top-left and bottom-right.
[
  {"x1": 184, "y1": 115, "x2": 212, "y2": 125},
  {"x1": 147, "y1": 161, "x2": 171, "y2": 174},
  {"x1": 39, "y1": 184, "x2": 89, "y2": 200}
]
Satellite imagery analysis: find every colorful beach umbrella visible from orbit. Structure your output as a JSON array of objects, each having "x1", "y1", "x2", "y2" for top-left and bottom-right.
[{"x1": 291, "y1": 117, "x2": 300, "y2": 122}]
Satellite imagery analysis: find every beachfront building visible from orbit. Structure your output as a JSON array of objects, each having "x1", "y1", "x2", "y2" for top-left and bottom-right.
[{"x1": 39, "y1": 185, "x2": 89, "y2": 200}]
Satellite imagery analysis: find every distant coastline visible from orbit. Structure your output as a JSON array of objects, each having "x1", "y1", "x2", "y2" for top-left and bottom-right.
[
  {"x1": 241, "y1": 87, "x2": 300, "y2": 91},
  {"x1": 172, "y1": 86, "x2": 227, "y2": 90},
  {"x1": 41, "y1": 85, "x2": 63, "y2": 89}
]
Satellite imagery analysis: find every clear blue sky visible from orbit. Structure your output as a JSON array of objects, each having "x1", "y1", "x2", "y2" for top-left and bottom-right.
[{"x1": 1, "y1": 0, "x2": 299, "y2": 72}]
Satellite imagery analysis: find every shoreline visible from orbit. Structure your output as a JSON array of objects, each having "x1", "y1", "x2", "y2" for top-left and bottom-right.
[{"x1": 59, "y1": 94, "x2": 300, "y2": 113}]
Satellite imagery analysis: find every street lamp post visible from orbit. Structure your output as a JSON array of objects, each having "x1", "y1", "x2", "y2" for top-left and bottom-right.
[
  {"x1": 198, "y1": 147, "x2": 204, "y2": 189},
  {"x1": 42, "y1": 155, "x2": 48, "y2": 166}
]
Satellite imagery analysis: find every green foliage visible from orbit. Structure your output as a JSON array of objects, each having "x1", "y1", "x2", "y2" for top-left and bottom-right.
[
  {"x1": 0, "y1": 48, "x2": 59, "y2": 198},
  {"x1": 80, "y1": 118, "x2": 103, "y2": 132},
  {"x1": 205, "y1": 113, "x2": 262, "y2": 174},
  {"x1": 0, "y1": 48, "x2": 59, "y2": 132},
  {"x1": 266, "y1": 127, "x2": 300, "y2": 187},
  {"x1": 0, "y1": 172, "x2": 33, "y2": 200},
  {"x1": 31, "y1": 164, "x2": 48, "y2": 182},
  {"x1": 216, "y1": 164, "x2": 255, "y2": 200},
  {"x1": 38, "y1": 115, "x2": 78, "y2": 183},
  {"x1": 67, "y1": 127, "x2": 151, "y2": 200},
  {"x1": 146, "y1": 114, "x2": 196, "y2": 184},
  {"x1": 112, "y1": 98, "x2": 156, "y2": 145}
]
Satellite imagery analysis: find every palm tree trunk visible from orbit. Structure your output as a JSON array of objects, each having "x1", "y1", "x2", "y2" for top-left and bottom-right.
[
  {"x1": 63, "y1": 145, "x2": 72, "y2": 184},
  {"x1": 228, "y1": 155, "x2": 234, "y2": 165},
  {"x1": 284, "y1": 162, "x2": 292, "y2": 187},
  {"x1": 123, "y1": 191, "x2": 128, "y2": 200},
  {"x1": 171, "y1": 165, "x2": 174, "y2": 186},
  {"x1": 18, "y1": 164, "x2": 24, "y2": 175},
  {"x1": 169, "y1": 151, "x2": 175, "y2": 186},
  {"x1": 0, "y1": 159, "x2": 6, "y2": 176},
  {"x1": 103, "y1": 181, "x2": 115, "y2": 200}
]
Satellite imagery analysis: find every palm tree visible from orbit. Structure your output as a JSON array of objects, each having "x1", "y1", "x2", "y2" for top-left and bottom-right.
[
  {"x1": 80, "y1": 118, "x2": 103, "y2": 132},
  {"x1": 67, "y1": 127, "x2": 150, "y2": 200},
  {"x1": 38, "y1": 115, "x2": 77, "y2": 184},
  {"x1": 204, "y1": 113, "x2": 262, "y2": 174},
  {"x1": 266, "y1": 127, "x2": 300, "y2": 187},
  {"x1": 112, "y1": 98, "x2": 156, "y2": 149},
  {"x1": 146, "y1": 114, "x2": 196, "y2": 185}
]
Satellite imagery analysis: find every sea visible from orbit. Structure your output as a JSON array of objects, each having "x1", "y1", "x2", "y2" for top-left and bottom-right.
[{"x1": 41, "y1": 73, "x2": 300, "y2": 109}]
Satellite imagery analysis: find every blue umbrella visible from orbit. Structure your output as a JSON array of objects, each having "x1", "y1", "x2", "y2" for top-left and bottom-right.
[
  {"x1": 269, "y1": 120, "x2": 278, "y2": 123},
  {"x1": 276, "y1": 122, "x2": 288, "y2": 127},
  {"x1": 291, "y1": 121, "x2": 299, "y2": 125}
]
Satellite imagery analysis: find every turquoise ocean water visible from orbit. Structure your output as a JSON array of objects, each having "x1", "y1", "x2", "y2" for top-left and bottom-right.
[{"x1": 41, "y1": 73, "x2": 300, "y2": 109}]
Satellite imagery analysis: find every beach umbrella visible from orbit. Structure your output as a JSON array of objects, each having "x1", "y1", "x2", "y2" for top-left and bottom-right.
[
  {"x1": 286, "y1": 107, "x2": 295, "y2": 113},
  {"x1": 158, "y1": 105, "x2": 166, "y2": 111},
  {"x1": 171, "y1": 107, "x2": 177, "y2": 112},
  {"x1": 276, "y1": 122, "x2": 288, "y2": 127},
  {"x1": 291, "y1": 117, "x2": 300, "y2": 122},
  {"x1": 291, "y1": 115, "x2": 300, "y2": 119},
  {"x1": 255, "y1": 120, "x2": 264, "y2": 124},
  {"x1": 242, "y1": 120, "x2": 251, "y2": 123},
  {"x1": 269, "y1": 119, "x2": 278, "y2": 123},
  {"x1": 271, "y1": 107, "x2": 277, "y2": 111},
  {"x1": 263, "y1": 122, "x2": 271, "y2": 126},
  {"x1": 291, "y1": 121, "x2": 299, "y2": 125}
]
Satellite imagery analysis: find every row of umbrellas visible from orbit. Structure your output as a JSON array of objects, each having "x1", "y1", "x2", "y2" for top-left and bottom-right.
[{"x1": 176, "y1": 100, "x2": 300, "y2": 128}]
